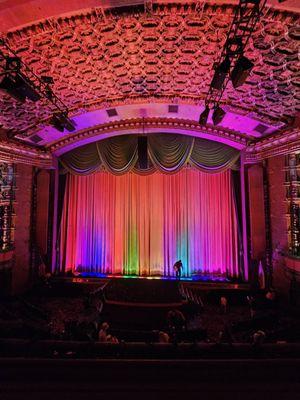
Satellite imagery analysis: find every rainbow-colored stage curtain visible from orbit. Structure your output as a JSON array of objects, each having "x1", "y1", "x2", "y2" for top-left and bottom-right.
[{"x1": 59, "y1": 168, "x2": 239, "y2": 278}]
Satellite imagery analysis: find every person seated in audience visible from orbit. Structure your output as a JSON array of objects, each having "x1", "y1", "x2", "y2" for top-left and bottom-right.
[
  {"x1": 253, "y1": 330, "x2": 266, "y2": 346},
  {"x1": 218, "y1": 323, "x2": 234, "y2": 344},
  {"x1": 220, "y1": 296, "x2": 228, "y2": 314},
  {"x1": 106, "y1": 334, "x2": 119, "y2": 344},
  {"x1": 98, "y1": 322, "x2": 110, "y2": 342},
  {"x1": 247, "y1": 295, "x2": 258, "y2": 319},
  {"x1": 158, "y1": 331, "x2": 170, "y2": 343},
  {"x1": 98, "y1": 322, "x2": 119, "y2": 343},
  {"x1": 265, "y1": 289, "x2": 277, "y2": 310},
  {"x1": 167, "y1": 309, "x2": 186, "y2": 335}
]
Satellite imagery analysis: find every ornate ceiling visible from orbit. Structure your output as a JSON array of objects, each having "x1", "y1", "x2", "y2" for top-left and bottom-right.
[{"x1": 0, "y1": 1, "x2": 299, "y2": 154}]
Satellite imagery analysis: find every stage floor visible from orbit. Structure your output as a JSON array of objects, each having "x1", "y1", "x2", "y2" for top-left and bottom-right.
[
  {"x1": 51, "y1": 274, "x2": 249, "y2": 291},
  {"x1": 77, "y1": 272, "x2": 230, "y2": 282}
]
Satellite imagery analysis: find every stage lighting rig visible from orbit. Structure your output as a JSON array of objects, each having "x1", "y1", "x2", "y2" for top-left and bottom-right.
[
  {"x1": 212, "y1": 106, "x2": 226, "y2": 126},
  {"x1": 50, "y1": 112, "x2": 76, "y2": 133},
  {"x1": 231, "y1": 56, "x2": 254, "y2": 88},
  {"x1": 0, "y1": 57, "x2": 40, "y2": 103},
  {"x1": 211, "y1": 57, "x2": 231, "y2": 91},
  {"x1": 0, "y1": 38, "x2": 75, "y2": 137},
  {"x1": 201, "y1": 0, "x2": 266, "y2": 121},
  {"x1": 199, "y1": 105, "x2": 210, "y2": 125}
]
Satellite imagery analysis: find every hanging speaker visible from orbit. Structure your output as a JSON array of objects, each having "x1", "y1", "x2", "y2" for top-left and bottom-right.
[{"x1": 138, "y1": 136, "x2": 148, "y2": 170}]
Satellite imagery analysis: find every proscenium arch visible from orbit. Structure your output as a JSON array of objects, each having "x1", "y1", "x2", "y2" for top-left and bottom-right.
[{"x1": 52, "y1": 118, "x2": 248, "y2": 157}]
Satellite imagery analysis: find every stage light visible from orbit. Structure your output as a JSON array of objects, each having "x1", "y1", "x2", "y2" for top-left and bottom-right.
[
  {"x1": 241, "y1": 0, "x2": 261, "y2": 4},
  {"x1": 0, "y1": 75, "x2": 26, "y2": 103},
  {"x1": 50, "y1": 112, "x2": 76, "y2": 132},
  {"x1": 212, "y1": 106, "x2": 226, "y2": 125},
  {"x1": 231, "y1": 56, "x2": 254, "y2": 88},
  {"x1": 63, "y1": 117, "x2": 76, "y2": 132},
  {"x1": 41, "y1": 76, "x2": 54, "y2": 84},
  {"x1": 199, "y1": 106, "x2": 210, "y2": 125},
  {"x1": 0, "y1": 57, "x2": 40, "y2": 102},
  {"x1": 5, "y1": 57, "x2": 40, "y2": 102},
  {"x1": 15, "y1": 74, "x2": 41, "y2": 102},
  {"x1": 138, "y1": 136, "x2": 148, "y2": 169},
  {"x1": 50, "y1": 113, "x2": 65, "y2": 132},
  {"x1": 211, "y1": 57, "x2": 230, "y2": 90}
]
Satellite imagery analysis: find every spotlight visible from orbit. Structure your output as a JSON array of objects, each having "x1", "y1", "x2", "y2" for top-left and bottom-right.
[
  {"x1": 212, "y1": 106, "x2": 226, "y2": 125},
  {"x1": 0, "y1": 57, "x2": 41, "y2": 103},
  {"x1": 15, "y1": 74, "x2": 41, "y2": 102},
  {"x1": 0, "y1": 75, "x2": 26, "y2": 103},
  {"x1": 241, "y1": 0, "x2": 261, "y2": 3},
  {"x1": 50, "y1": 113, "x2": 65, "y2": 132},
  {"x1": 231, "y1": 56, "x2": 254, "y2": 88},
  {"x1": 211, "y1": 57, "x2": 230, "y2": 90},
  {"x1": 0, "y1": 57, "x2": 40, "y2": 102},
  {"x1": 63, "y1": 117, "x2": 76, "y2": 132},
  {"x1": 50, "y1": 112, "x2": 76, "y2": 132},
  {"x1": 41, "y1": 76, "x2": 54, "y2": 84},
  {"x1": 199, "y1": 106, "x2": 210, "y2": 125}
]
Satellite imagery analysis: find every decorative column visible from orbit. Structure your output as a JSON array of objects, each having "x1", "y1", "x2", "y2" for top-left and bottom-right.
[
  {"x1": 262, "y1": 159, "x2": 273, "y2": 288},
  {"x1": 286, "y1": 153, "x2": 300, "y2": 256},
  {"x1": 29, "y1": 168, "x2": 39, "y2": 279},
  {"x1": 240, "y1": 151, "x2": 249, "y2": 281},
  {"x1": 0, "y1": 163, "x2": 16, "y2": 296},
  {"x1": 0, "y1": 163, "x2": 16, "y2": 251},
  {"x1": 51, "y1": 157, "x2": 59, "y2": 273}
]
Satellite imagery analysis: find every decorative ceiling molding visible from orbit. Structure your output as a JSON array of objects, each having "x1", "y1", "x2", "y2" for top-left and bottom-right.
[
  {"x1": 48, "y1": 117, "x2": 249, "y2": 154},
  {"x1": 0, "y1": 1, "x2": 299, "y2": 34},
  {"x1": 0, "y1": 3, "x2": 298, "y2": 140},
  {"x1": 0, "y1": 140, "x2": 53, "y2": 167},
  {"x1": 246, "y1": 127, "x2": 300, "y2": 162}
]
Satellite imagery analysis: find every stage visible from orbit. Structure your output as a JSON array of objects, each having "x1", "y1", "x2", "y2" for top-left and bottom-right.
[
  {"x1": 49, "y1": 275, "x2": 251, "y2": 309},
  {"x1": 51, "y1": 274, "x2": 249, "y2": 289},
  {"x1": 59, "y1": 167, "x2": 244, "y2": 280}
]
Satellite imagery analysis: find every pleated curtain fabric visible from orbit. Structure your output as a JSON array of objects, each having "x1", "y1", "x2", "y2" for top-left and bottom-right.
[
  {"x1": 59, "y1": 168, "x2": 239, "y2": 278},
  {"x1": 60, "y1": 134, "x2": 240, "y2": 175}
]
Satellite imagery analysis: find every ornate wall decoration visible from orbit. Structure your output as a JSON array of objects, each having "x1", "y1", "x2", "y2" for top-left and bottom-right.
[
  {"x1": 0, "y1": 163, "x2": 16, "y2": 252},
  {"x1": 0, "y1": 139, "x2": 53, "y2": 167},
  {"x1": 246, "y1": 127, "x2": 300, "y2": 162},
  {"x1": 285, "y1": 153, "x2": 300, "y2": 257},
  {"x1": 0, "y1": 3, "x2": 298, "y2": 140},
  {"x1": 49, "y1": 117, "x2": 248, "y2": 153}
]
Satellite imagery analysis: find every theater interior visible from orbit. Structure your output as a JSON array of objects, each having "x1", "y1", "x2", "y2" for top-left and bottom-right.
[{"x1": 0, "y1": 0, "x2": 299, "y2": 398}]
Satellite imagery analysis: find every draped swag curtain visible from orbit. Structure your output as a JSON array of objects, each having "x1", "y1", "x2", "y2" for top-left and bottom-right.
[
  {"x1": 60, "y1": 168, "x2": 239, "y2": 278},
  {"x1": 60, "y1": 134, "x2": 240, "y2": 175}
]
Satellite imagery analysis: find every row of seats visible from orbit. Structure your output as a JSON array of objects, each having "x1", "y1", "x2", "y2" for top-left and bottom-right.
[{"x1": 1, "y1": 338, "x2": 300, "y2": 359}]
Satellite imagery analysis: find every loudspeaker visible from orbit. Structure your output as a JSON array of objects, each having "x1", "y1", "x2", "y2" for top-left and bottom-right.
[{"x1": 138, "y1": 136, "x2": 148, "y2": 170}]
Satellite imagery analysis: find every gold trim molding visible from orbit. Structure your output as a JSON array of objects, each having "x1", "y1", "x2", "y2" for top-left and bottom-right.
[
  {"x1": 48, "y1": 117, "x2": 249, "y2": 153},
  {"x1": 0, "y1": 140, "x2": 53, "y2": 168}
]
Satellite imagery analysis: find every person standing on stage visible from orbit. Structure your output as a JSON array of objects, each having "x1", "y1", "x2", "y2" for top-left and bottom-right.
[{"x1": 173, "y1": 260, "x2": 183, "y2": 280}]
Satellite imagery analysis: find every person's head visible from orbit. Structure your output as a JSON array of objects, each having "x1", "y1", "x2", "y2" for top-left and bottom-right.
[
  {"x1": 158, "y1": 331, "x2": 169, "y2": 343},
  {"x1": 253, "y1": 330, "x2": 266, "y2": 345},
  {"x1": 101, "y1": 322, "x2": 109, "y2": 331},
  {"x1": 266, "y1": 291, "x2": 275, "y2": 300},
  {"x1": 220, "y1": 296, "x2": 227, "y2": 305}
]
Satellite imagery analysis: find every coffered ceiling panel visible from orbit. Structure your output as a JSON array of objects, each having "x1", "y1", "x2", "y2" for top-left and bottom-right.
[{"x1": 0, "y1": 2, "x2": 299, "y2": 146}]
